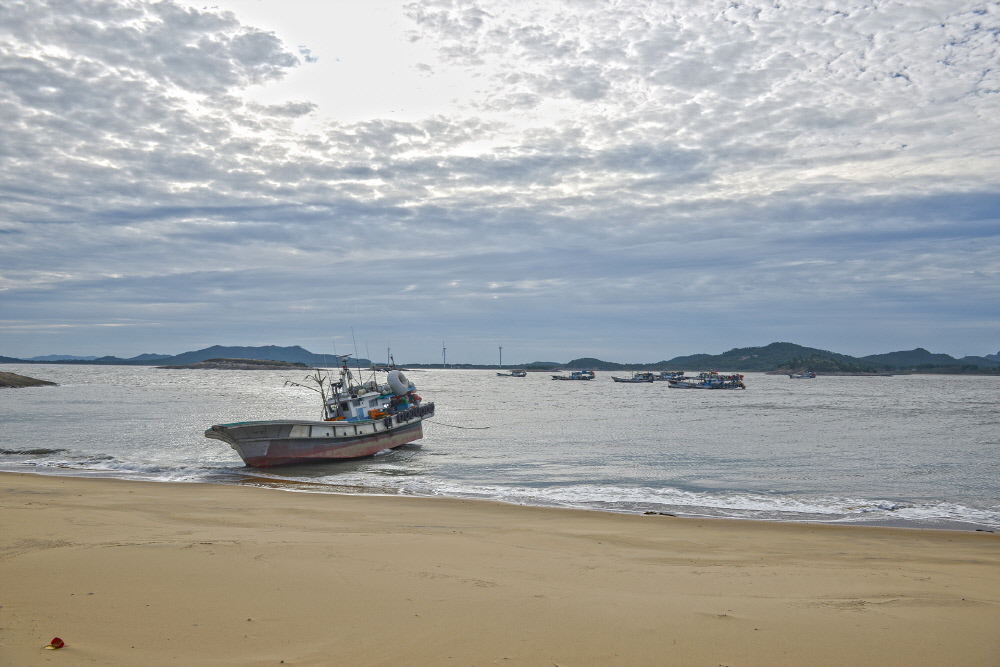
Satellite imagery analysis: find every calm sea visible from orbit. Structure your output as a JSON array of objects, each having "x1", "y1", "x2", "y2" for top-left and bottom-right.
[{"x1": 2, "y1": 364, "x2": 998, "y2": 530}]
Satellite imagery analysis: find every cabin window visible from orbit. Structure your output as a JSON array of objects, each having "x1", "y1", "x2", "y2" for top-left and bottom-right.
[
  {"x1": 352, "y1": 399, "x2": 362, "y2": 407},
  {"x1": 369, "y1": 399, "x2": 378, "y2": 408}
]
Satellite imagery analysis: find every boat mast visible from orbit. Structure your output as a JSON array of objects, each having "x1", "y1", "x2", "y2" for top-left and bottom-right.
[{"x1": 499, "y1": 345, "x2": 502, "y2": 369}]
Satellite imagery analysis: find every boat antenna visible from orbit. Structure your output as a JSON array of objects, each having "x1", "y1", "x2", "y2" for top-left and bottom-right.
[
  {"x1": 351, "y1": 328, "x2": 363, "y2": 381},
  {"x1": 321, "y1": 337, "x2": 339, "y2": 370}
]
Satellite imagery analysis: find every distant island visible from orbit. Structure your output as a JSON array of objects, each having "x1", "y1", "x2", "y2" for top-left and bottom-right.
[
  {"x1": 157, "y1": 358, "x2": 312, "y2": 370},
  {"x1": 2, "y1": 342, "x2": 999, "y2": 374},
  {"x1": 0, "y1": 345, "x2": 348, "y2": 368}
]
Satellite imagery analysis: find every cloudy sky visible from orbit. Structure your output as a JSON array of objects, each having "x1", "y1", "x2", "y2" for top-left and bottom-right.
[{"x1": 2, "y1": 0, "x2": 998, "y2": 363}]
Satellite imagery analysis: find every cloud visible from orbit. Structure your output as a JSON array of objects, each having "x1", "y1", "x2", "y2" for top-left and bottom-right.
[{"x1": 0, "y1": 0, "x2": 998, "y2": 360}]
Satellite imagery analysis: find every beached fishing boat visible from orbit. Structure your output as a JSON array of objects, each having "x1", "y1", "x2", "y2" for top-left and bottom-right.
[
  {"x1": 497, "y1": 369, "x2": 527, "y2": 377},
  {"x1": 667, "y1": 371, "x2": 746, "y2": 390},
  {"x1": 551, "y1": 370, "x2": 596, "y2": 380},
  {"x1": 205, "y1": 355, "x2": 434, "y2": 468},
  {"x1": 788, "y1": 371, "x2": 817, "y2": 379},
  {"x1": 611, "y1": 371, "x2": 656, "y2": 383}
]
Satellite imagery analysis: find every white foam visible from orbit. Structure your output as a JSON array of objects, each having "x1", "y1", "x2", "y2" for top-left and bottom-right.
[{"x1": 327, "y1": 479, "x2": 1000, "y2": 529}]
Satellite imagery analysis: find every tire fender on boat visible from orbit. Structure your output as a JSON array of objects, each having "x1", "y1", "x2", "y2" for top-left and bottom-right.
[{"x1": 387, "y1": 370, "x2": 410, "y2": 396}]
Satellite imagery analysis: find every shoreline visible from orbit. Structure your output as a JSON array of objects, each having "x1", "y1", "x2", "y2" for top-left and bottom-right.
[
  {"x1": 2, "y1": 472, "x2": 998, "y2": 666},
  {"x1": 4, "y1": 466, "x2": 997, "y2": 533},
  {"x1": 2, "y1": 466, "x2": 996, "y2": 533}
]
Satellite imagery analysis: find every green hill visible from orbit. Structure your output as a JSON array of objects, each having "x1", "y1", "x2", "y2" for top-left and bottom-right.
[
  {"x1": 563, "y1": 357, "x2": 629, "y2": 370},
  {"x1": 0, "y1": 346, "x2": 368, "y2": 367},
  {"x1": 860, "y1": 348, "x2": 960, "y2": 367},
  {"x1": 656, "y1": 342, "x2": 860, "y2": 372},
  {"x1": 160, "y1": 345, "x2": 356, "y2": 366},
  {"x1": 857, "y1": 348, "x2": 999, "y2": 369}
]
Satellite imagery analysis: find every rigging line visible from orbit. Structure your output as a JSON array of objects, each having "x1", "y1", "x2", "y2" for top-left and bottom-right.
[
  {"x1": 424, "y1": 420, "x2": 490, "y2": 430},
  {"x1": 350, "y1": 327, "x2": 363, "y2": 381}
]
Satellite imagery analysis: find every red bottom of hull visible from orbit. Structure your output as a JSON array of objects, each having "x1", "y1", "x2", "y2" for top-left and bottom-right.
[{"x1": 209, "y1": 421, "x2": 426, "y2": 468}]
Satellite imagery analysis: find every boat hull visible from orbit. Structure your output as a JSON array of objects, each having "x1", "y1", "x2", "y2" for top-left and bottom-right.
[
  {"x1": 667, "y1": 381, "x2": 745, "y2": 390},
  {"x1": 205, "y1": 405, "x2": 433, "y2": 468}
]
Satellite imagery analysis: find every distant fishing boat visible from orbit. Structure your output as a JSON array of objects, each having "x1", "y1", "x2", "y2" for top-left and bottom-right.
[
  {"x1": 495, "y1": 346, "x2": 526, "y2": 376},
  {"x1": 611, "y1": 371, "x2": 656, "y2": 383},
  {"x1": 552, "y1": 370, "x2": 596, "y2": 380},
  {"x1": 788, "y1": 371, "x2": 817, "y2": 379},
  {"x1": 667, "y1": 371, "x2": 746, "y2": 390},
  {"x1": 205, "y1": 355, "x2": 434, "y2": 468},
  {"x1": 652, "y1": 371, "x2": 685, "y2": 381}
]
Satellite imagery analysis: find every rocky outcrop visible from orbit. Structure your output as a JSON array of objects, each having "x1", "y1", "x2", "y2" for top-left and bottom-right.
[{"x1": 0, "y1": 372, "x2": 58, "y2": 387}]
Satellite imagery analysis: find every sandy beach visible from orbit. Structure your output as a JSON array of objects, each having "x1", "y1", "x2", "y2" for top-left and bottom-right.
[{"x1": 1, "y1": 473, "x2": 997, "y2": 666}]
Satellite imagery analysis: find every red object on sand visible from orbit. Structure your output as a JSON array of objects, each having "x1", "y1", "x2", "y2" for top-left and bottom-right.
[{"x1": 48, "y1": 638, "x2": 65, "y2": 649}]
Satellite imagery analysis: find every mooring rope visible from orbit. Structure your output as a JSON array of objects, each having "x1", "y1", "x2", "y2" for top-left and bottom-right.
[{"x1": 424, "y1": 420, "x2": 490, "y2": 430}]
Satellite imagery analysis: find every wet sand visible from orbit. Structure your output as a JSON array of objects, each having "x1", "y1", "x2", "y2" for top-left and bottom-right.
[{"x1": 1, "y1": 472, "x2": 998, "y2": 666}]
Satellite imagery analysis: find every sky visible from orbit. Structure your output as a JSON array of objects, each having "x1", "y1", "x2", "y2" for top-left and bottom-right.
[{"x1": 1, "y1": 0, "x2": 998, "y2": 364}]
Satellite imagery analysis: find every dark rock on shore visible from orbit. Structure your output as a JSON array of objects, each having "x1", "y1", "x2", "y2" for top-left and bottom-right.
[{"x1": 0, "y1": 371, "x2": 58, "y2": 387}]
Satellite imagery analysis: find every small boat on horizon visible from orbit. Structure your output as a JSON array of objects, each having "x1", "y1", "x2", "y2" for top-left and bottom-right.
[
  {"x1": 497, "y1": 369, "x2": 527, "y2": 377},
  {"x1": 205, "y1": 355, "x2": 434, "y2": 468},
  {"x1": 667, "y1": 371, "x2": 746, "y2": 390},
  {"x1": 789, "y1": 371, "x2": 817, "y2": 379},
  {"x1": 612, "y1": 371, "x2": 656, "y2": 383},
  {"x1": 552, "y1": 370, "x2": 596, "y2": 380}
]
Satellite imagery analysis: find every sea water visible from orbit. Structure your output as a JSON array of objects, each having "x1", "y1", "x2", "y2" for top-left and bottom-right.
[{"x1": 1, "y1": 364, "x2": 998, "y2": 530}]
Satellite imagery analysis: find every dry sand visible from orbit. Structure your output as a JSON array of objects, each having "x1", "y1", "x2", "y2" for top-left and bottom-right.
[{"x1": 1, "y1": 472, "x2": 997, "y2": 666}]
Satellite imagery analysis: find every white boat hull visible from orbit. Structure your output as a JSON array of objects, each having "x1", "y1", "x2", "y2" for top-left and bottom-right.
[
  {"x1": 206, "y1": 403, "x2": 434, "y2": 467},
  {"x1": 667, "y1": 381, "x2": 745, "y2": 390}
]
